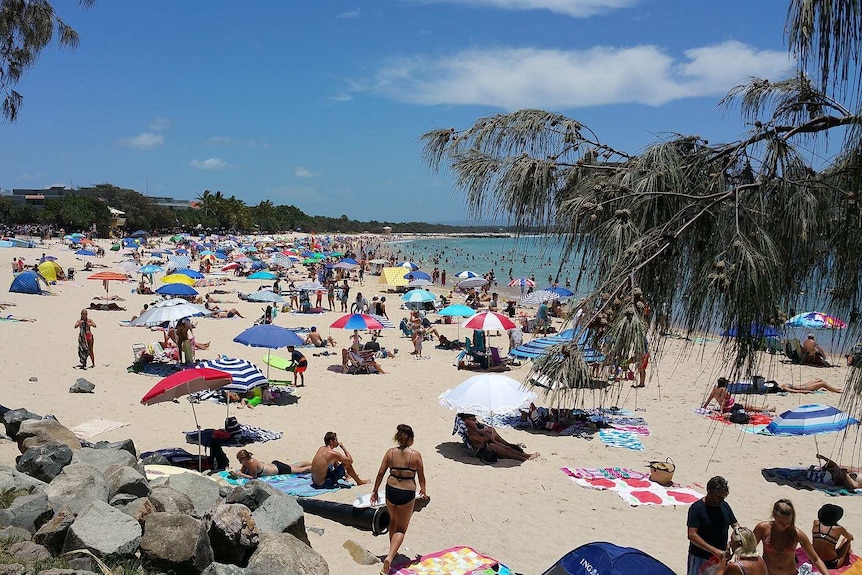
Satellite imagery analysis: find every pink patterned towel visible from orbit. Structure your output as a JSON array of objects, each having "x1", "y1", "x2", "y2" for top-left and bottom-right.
[{"x1": 561, "y1": 468, "x2": 703, "y2": 507}]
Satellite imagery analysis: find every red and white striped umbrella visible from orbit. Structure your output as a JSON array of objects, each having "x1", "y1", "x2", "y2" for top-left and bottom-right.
[{"x1": 462, "y1": 311, "x2": 517, "y2": 331}]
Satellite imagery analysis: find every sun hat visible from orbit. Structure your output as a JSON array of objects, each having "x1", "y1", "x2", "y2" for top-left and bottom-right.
[
  {"x1": 818, "y1": 504, "x2": 844, "y2": 525},
  {"x1": 808, "y1": 333, "x2": 815, "y2": 339},
  {"x1": 310, "y1": 326, "x2": 317, "y2": 331}
]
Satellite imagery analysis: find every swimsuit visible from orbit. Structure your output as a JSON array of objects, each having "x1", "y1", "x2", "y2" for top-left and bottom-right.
[
  {"x1": 386, "y1": 448, "x2": 417, "y2": 506},
  {"x1": 813, "y1": 523, "x2": 842, "y2": 568},
  {"x1": 311, "y1": 463, "x2": 346, "y2": 489}
]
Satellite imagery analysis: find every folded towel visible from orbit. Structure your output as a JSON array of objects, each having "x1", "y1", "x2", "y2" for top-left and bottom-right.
[{"x1": 70, "y1": 418, "x2": 130, "y2": 440}]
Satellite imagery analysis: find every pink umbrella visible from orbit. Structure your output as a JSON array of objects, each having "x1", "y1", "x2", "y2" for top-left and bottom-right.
[
  {"x1": 221, "y1": 262, "x2": 240, "y2": 271},
  {"x1": 462, "y1": 311, "x2": 517, "y2": 331},
  {"x1": 330, "y1": 313, "x2": 385, "y2": 330}
]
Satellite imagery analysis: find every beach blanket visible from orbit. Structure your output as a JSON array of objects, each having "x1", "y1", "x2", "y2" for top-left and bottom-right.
[
  {"x1": 128, "y1": 362, "x2": 177, "y2": 377},
  {"x1": 563, "y1": 467, "x2": 649, "y2": 480},
  {"x1": 484, "y1": 412, "x2": 524, "y2": 429},
  {"x1": 561, "y1": 467, "x2": 703, "y2": 506},
  {"x1": 291, "y1": 307, "x2": 327, "y2": 315},
  {"x1": 761, "y1": 467, "x2": 862, "y2": 496},
  {"x1": 598, "y1": 429, "x2": 644, "y2": 450},
  {"x1": 392, "y1": 546, "x2": 502, "y2": 575},
  {"x1": 70, "y1": 418, "x2": 130, "y2": 440},
  {"x1": 797, "y1": 550, "x2": 862, "y2": 575},
  {"x1": 217, "y1": 471, "x2": 347, "y2": 497}
]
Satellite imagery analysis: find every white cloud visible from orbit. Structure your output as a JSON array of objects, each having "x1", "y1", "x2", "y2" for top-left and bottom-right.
[
  {"x1": 190, "y1": 158, "x2": 230, "y2": 170},
  {"x1": 408, "y1": 0, "x2": 636, "y2": 17},
  {"x1": 19, "y1": 172, "x2": 44, "y2": 181},
  {"x1": 338, "y1": 8, "x2": 361, "y2": 18},
  {"x1": 207, "y1": 136, "x2": 232, "y2": 144},
  {"x1": 328, "y1": 94, "x2": 353, "y2": 102},
  {"x1": 365, "y1": 41, "x2": 793, "y2": 110},
  {"x1": 295, "y1": 167, "x2": 315, "y2": 178},
  {"x1": 120, "y1": 132, "x2": 165, "y2": 150},
  {"x1": 150, "y1": 117, "x2": 171, "y2": 131}
]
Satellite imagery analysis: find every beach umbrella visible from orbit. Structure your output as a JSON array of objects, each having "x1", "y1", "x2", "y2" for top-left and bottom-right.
[
  {"x1": 87, "y1": 271, "x2": 129, "y2": 293},
  {"x1": 406, "y1": 278, "x2": 433, "y2": 288},
  {"x1": 141, "y1": 367, "x2": 232, "y2": 470},
  {"x1": 332, "y1": 261, "x2": 359, "y2": 270},
  {"x1": 130, "y1": 298, "x2": 212, "y2": 327},
  {"x1": 462, "y1": 311, "x2": 517, "y2": 331},
  {"x1": 765, "y1": 404, "x2": 859, "y2": 436},
  {"x1": 404, "y1": 271, "x2": 432, "y2": 281},
  {"x1": 221, "y1": 262, "x2": 240, "y2": 271},
  {"x1": 41, "y1": 255, "x2": 58, "y2": 261},
  {"x1": 456, "y1": 270, "x2": 478, "y2": 279},
  {"x1": 161, "y1": 274, "x2": 197, "y2": 286},
  {"x1": 439, "y1": 373, "x2": 537, "y2": 417},
  {"x1": 508, "y1": 277, "x2": 536, "y2": 288},
  {"x1": 131, "y1": 230, "x2": 149, "y2": 238},
  {"x1": 117, "y1": 261, "x2": 141, "y2": 273},
  {"x1": 245, "y1": 291, "x2": 284, "y2": 303},
  {"x1": 520, "y1": 289, "x2": 561, "y2": 305},
  {"x1": 401, "y1": 289, "x2": 436, "y2": 303},
  {"x1": 439, "y1": 304, "x2": 476, "y2": 317},
  {"x1": 155, "y1": 283, "x2": 198, "y2": 297},
  {"x1": 197, "y1": 357, "x2": 268, "y2": 396},
  {"x1": 720, "y1": 324, "x2": 781, "y2": 338},
  {"x1": 330, "y1": 313, "x2": 385, "y2": 331},
  {"x1": 233, "y1": 324, "x2": 304, "y2": 381},
  {"x1": 785, "y1": 311, "x2": 847, "y2": 330},
  {"x1": 248, "y1": 271, "x2": 277, "y2": 280},
  {"x1": 174, "y1": 268, "x2": 205, "y2": 279},
  {"x1": 456, "y1": 277, "x2": 489, "y2": 290},
  {"x1": 139, "y1": 264, "x2": 163, "y2": 274},
  {"x1": 398, "y1": 261, "x2": 419, "y2": 271},
  {"x1": 75, "y1": 249, "x2": 96, "y2": 257},
  {"x1": 543, "y1": 286, "x2": 575, "y2": 298}
]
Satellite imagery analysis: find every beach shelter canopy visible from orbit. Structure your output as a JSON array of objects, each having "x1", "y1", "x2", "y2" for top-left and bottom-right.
[
  {"x1": 765, "y1": 404, "x2": 859, "y2": 436},
  {"x1": 785, "y1": 311, "x2": 847, "y2": 330},
  {"x1": 37, "y1": 260, "x2": 64, "y2": 282},
  {"x1": 9, "y1": 271, "x2": 46, "y2": 295},
  {"x1": 197, "y1": 357, "x2": 268, "y2": 394},
  {"x1": 541, "y1": 542, "x2": 675, "y2": 575},
  {"x1": 439, "y1": 373, "x2": 537, "y2": 417},
  {"x1": 379, "y1": 267, "x2": 409, "y2": 287}
]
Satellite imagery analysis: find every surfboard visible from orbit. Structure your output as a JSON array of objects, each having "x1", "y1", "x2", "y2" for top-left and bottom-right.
[
  {"x1": 262, "y1": 354, "x2": 294, "y2": 371},
  {"x1": 144, "y1": 464, "x2": 218, "y2": 482},
  {"x1": 352, "y1": 490, "x2": 424, "y2": 509}
]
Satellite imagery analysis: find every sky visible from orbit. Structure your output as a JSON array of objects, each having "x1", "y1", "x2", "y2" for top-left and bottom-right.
[{"x1": 0, "y1": 0, "x2": 795, "y2": 223}]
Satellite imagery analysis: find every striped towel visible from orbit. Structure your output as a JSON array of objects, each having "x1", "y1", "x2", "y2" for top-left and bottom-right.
[
  {"x1": 561, "y1": 467, "x2": 648, "y2": 480},
  {"x1": 368, "y1": 314, "x2": 396, "y2": 329},
  {"x1": 598, "y1": 429, "x2": 644, "y2": 450},
  {"x1": 610, "y1": 424, "x2": 651, "y2": 436}
]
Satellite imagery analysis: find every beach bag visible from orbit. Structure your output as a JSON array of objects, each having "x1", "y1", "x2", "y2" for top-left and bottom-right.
[
  {"x1": 224, "y1": 416, "x2": 242, "y2": 439},
  {"x1": 648, "y1": 457, "x2": 675, "y2": 485},
  {"x1": 728, "y1": 405, "x2": 750, "y2": 424}
]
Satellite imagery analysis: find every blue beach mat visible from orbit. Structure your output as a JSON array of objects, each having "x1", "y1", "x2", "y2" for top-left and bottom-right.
[
  {"x1": 598, "y1": 429, "x2": 644, "y2": 451},
  {"x1": 761, "y1": 467, "x2": 862, "y2": 496},
  {"x1": 217, "y1": 471, "x2": 351, "y2": 497}
]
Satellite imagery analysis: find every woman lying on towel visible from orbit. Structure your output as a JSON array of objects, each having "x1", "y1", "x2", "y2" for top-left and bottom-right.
[
  {"x1": 230, "y1": 449, "x2": 312, "y2": 479},
  {"x1": 816, "y1": 454, "x2": 862, "y2": 490}
]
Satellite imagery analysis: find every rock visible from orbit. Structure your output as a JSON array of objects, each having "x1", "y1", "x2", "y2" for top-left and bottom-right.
[
  {"x1": 16, "y1": 419, "x2": 80, "y2": 453},
  {"x1": 45, "y1": 463, "x2": 108, "y2": 514},
  {"x1": 247, "y1": 532, "x2": 328, "y2": 575},
  {"x1": 0, "y1": 564, "x2": 27, "y2": 575},
  {"x1": 7, "y1": 541, "x2": 51, "y2": 561},
  {"x1": 206, "y1": 503, "x2": 259, "y2": 565},
  {"x1": 93, "y1": 439, "x2": 136, "y2": 457},
  {"x1": 113, "y1": 497, "x2": 156, "y2": 525},
  {"x1": 0, "y1": 493, "x2": 51, "y2": 533},
  {"x1": 140, "y1": 452, "x2": 170, "y2": 466},
  {"x1": 343, "y1": 539, "x2": 381, "y2": 565},
  {"x1": 62, "y1": 500, "x2": 142, "y2": 559},
  {"x1": 148, "y1": 486, "x2": 195, "y2": 515},
  {"x1": 32, "y1": 507, "x2": 75, "y2": 555},
  {"x1": 2, "y1": 408, "x2": 41, "y2": 439},
  {"x1": 16, "y1": 442, "x2": 73, "y2": 482},
  {"x1": 105, "y1": 466, "x2": 150, "y2": 498},
  {"x1": 140, "y1": 512, "x2": 214, "y2": 574},
  {"x1": 108, "y1": 493, "x2": 137, "y2": 507},
  {"x1": 37, "y1": 570, "x2": 101, "y2": 575},
  {"x1": 71, "y1": 447, "x2": 137, "y2": 473},
  {"x1": 68, "y1": 379, "x2": 95, "y2": 393},
  {"x1": 28, "y1": 377, "x2": 37, "y2": 382},
  {"x1": 200, "y1": 563, "x2": 255, "y2": 575},
  {"x1": 0, "y1": 526, "x2": 32, "y2": 543},
  {"x1": 251, "y1": 493, "x2": 309, "y2": 546},
  {"x1": 224, "y1": 480, "x2": 282, "y2": 511},
  {"x1": 164, "y1": 473, "x2": 221, "y2": 518},
  {"x1": 0, "y1": 464, "x2": 46, "y2": 494}
]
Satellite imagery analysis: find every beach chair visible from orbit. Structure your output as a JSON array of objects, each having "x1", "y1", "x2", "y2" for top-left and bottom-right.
[
  {"x1": 783, "y1": 338, "x2": 804, "y2": 363},
  {"x1": 452, "y1": 415, "x2": 495, "y2": 464},
  {"x1": 399, "y1": 319, "x2": 413, "y2": 338},
  {"x1": 488, "y1": 347, "x2": 511, "y2": 369}
]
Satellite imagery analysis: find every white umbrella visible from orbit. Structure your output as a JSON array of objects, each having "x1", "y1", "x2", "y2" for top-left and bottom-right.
[
  {"x1": 131, "y1": 298, "x2": 213, "y2": 327},
  {"x1": 519, "y1": 289, "x2": 561, "y2": 305},
  {"x1": 439, "y1": 373, "x2": 537, "y2": 417},
  {"x1": 297, "y1": 281, "x2": 326, "y2": 291},
  {"x1": 456, "y1": 277, "x2": 489, "y2": 289},
  {"x1": 117, "y1": 261, "x2": 141, "y2": 273},
  {"x1": 406, "y1": 278, "x2": 433, "y2": 288},
  {"x1": 456, "y1": 270, "x2": 478, "y2": 278}
]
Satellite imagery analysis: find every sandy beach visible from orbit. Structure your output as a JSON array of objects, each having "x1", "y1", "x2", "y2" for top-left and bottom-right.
[{"x1": 0, "y1": 237, "x2": 859, "y2": 574}]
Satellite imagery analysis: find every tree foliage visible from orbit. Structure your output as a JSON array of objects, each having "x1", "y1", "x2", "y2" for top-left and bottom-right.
[
  {"x1": 422, "y1": 2, "x2": 862, "y2": 417},
  {"x1": 0, "y1": 0, "x2": 94, "y2": 122}
]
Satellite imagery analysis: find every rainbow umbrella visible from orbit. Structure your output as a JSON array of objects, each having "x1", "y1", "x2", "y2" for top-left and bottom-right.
[
  {"x1": 330, "y1": 313, "x2": 385, "y2": 330},
  {"x1": 785, "y1": 311, "x2": 847, "y2": 330}
]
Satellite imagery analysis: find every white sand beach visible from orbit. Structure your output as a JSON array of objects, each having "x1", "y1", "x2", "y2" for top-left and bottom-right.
[{"x1": 0, "y1": 237, "x2": 859, "y2": 574}]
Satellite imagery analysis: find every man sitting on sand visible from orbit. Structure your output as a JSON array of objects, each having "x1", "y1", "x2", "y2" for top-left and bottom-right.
[
  {"x1": 305, "y1": 326, "x2": 336, "y2": 347},
  {"x1": 310, "y1": 431, "x2": 369, "y2": 489},
  {"x1": 816, "y1": 454, "x2": 862, "y2": 491},
  {"x1": 459, "y1": 413, "x2": 539, "y2": 461},
  {"x1": 802, "y1": 333, "x2": 831, "y2": 366}
]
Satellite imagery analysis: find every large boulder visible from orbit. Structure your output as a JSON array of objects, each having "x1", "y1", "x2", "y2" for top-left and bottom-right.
[
  {"x1": 105, "y1": 465, "x2": 150, "y2": 498},
  {"x1": 206, "y1": 503, "x2": 259, "y2": 565},
  {"x1": 0, "y1": 526, "x2": 32, "y2": 543},
  {"x1": 32, "y1": 507, "x2": 76, "y2": 555},
  {"x1": 201, "y1": 563, "x2": 255, "y2": 575},
  {"x1": 112, "y1": 496, "x2": 156, "y2": 525},
  {"x1": 93, "y1": 439, "x2": 136, "y2": 457},
  {"x1": 140, "y1": 512, "x2": 214, "y2": 575},
  {"x1": 0, "y1": 492, "x2": 51, "y2": 533},
  {"x1": 2, "y1": 408, "x2": 40, "y2": 439},
  {"x1": 7, "y1": 541, "x2": 51, "y2": 561},
  {"x1": 148, "y1": 486, "x2": 195, "y2": 514},
  {"x1": 71, "y1": 447, "x2": 138, "y2": 473},
  {"x1": 246, "y1": 532, "x2": 328, "y2": 575},
  {"x1": 62, "y1": 500, "x2": 142, "y2": 559},
  {"x1": 16, "y1": 442, "x2": 73, "y2": 482},
  {"x1": 44, "y1": 463, "x2": 109, "y2": 514},
  {"x1": 0, "y1": 464, "x2": 46, "y2": 494},
  {"x1": 16, "y1": 419, "x2": 80, "y2": 453},
  {"x1": 224, "y1": 480, "x2": 281, "y2": 511},
  {"x1": 164, "y1": 473, "x2": 221, "y2": 518},
  {"x1": 251, "y1": 493, "x2": 309, "y2": 546}
]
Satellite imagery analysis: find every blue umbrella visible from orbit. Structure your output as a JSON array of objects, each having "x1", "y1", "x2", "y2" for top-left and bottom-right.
[
  {"x1": 197, "y1": 357, "x2": 268, "y2": 394},
  {"x1": 248, "y1": 271, "x2": 277, "y2": 280},
  {"x1": 720, "y1": 324, "x2": 781, "y2": 338},
  {"x1": 456, "y1": 270, "x2": 478, "y2": 279},
  {"x1": 75, "y1": 249, "x2": 96, "y2": 257},
  {"x1": 155, "y1": 284, "x2": 199, "y2": 296},
  {"x1": 765, "y1": 404, "x2": 859, "y2": 436},
  {"x1": 340, "y1": 257, "x2": 359, "y2": 265},
  {"x1": 398, "y1": 261, "x2": 420, "y2": 271},
  {"x1": 234, "y1": 324, "x2": 304, "y2": 348},
  {"x1": 401, "y1": 289, "x2": 436, "y2": 303},
  {"x1": 246, "y1": 291, "x2": 284, "y2": 303},
  {"x1": 438, "y1": 304, "x2": 476, "y2": 317},
  {"x1": 41, "y1": 255, "x2": 58, "y2": 261},
  {"x1": 544, "y1": 286, "x2": 575, "y2": 297},
  {"x1": 174, "y1": 268, "x2": 204, "y2": 279},
  {"x1": 404, "y1": 271, "x2": 432, "y2": 281}
]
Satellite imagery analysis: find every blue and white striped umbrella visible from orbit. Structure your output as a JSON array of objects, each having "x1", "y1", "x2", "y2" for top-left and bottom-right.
[
  {"x1": 197, "y1": 357, "x2": 268, "y2": 393},
  {"x1": 765, "y1": 404, "x2": 859, "y2": 436}
]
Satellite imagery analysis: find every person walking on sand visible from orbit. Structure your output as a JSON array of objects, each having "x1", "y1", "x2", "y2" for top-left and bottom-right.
[
  {"x1": 74, "y1": 309, "x2": 96, "y2": 369},
  {"x1": 371, "y1": 424, "x2": 428, "y2": 575},
  {"x1": 687, "y1": 476, "x2": 739, "y2": 575},
  {"x1": 310, "y1": 431, "x2": 369, "y2": 489}
]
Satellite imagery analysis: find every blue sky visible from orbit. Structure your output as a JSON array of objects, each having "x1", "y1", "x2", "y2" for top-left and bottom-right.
[{"x1": 0, "y1": 1, "x2": 794, "y2": 223}]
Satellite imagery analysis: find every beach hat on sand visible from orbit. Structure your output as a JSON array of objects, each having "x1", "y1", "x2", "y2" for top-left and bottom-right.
[{"x1": 818, "y1": 504, "x2": 843, "y2": 525}]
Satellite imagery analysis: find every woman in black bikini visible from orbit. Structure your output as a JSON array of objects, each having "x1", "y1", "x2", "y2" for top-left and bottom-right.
[
  {"x1": 812, "y1": 504, "x2": 853, "y2": 569},
  {"x1": 754, "y1": 499, "x2": 830, "y2": 575},
  {"x1": 370, "y1": 424, "x2": 428, "y2": 575},
  {"x1": 232, "y1": 449, "x2": 312, "y2": 479}
]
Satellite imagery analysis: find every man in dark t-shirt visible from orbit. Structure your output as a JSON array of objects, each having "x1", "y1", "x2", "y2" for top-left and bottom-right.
[{"x1": 686, "y1": 475, "x2": 739, "y2": 575}]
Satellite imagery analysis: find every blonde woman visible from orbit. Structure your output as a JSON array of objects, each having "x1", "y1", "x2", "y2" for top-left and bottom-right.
[{"x1": 717, "y1": 528, "x2": 766, "y2": 575}]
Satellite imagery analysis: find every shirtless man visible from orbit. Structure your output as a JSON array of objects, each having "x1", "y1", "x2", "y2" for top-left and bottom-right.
[
  {"x1": 305, "y1": 326, "x2": 336, "y2": 347},
  {"x1": 310, "y1": 431, "x2": 369, "y2": 489},
  {"x1": 802, "y1": 333, "x2": 831, "y2": 366}
]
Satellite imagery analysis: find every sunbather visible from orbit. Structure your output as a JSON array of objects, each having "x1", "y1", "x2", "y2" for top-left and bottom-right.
[
  {"x1": 802, "y1": 333, "x2": 831, "y2": 366},
  {"x1": 340, "y1": 348, "x2": 386, "y2": 374},
  {"x1": 816, "y1": 454, "x2": 862, "y2": 490},
  {"x1": 1, "y1": 315, "x2": 36, "y2": 322},
  {"x1": 209, "y1": 306, "x2": 244, "y2": 318},
  {"x1": 768, "y1": 379, "x2": 843, "y2": 394},
  {"x1": 305, "y1": 326, "x2": 336, "y2": 347},
  {"x1": 231, "y1": 449, "x2": 312, "y2": 479},
  {"x1": 88, "y1": 302, "x2": 126, "y2": 311},
  {"x1": 436, "y1": 334, "x2": 464, "y2": 350},
  {"x1": 459, "y1": 413, "x2": 538, "y2": 461}
]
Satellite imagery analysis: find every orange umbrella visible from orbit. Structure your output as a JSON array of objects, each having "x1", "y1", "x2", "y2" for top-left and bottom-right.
[{"x1": 87, "y1": 271, "x2": 130, "y2": 293}]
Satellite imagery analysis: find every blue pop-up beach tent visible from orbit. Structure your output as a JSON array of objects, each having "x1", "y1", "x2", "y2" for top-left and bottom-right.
[
  {"x1": 541, "y1": 542, "x2": 675, "y2": 575},
  {"x1": 9, "y1": 271, "x2": 46, "y2": 295}
]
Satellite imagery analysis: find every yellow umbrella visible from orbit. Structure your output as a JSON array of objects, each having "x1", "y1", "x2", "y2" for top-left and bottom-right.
[{"x1": 161, "y1": 274, "x2": 196, "y2": 286}]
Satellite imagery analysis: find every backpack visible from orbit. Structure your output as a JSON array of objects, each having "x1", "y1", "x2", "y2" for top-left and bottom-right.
[{"x1": 728, "y1": 405, "x2": 750, "y2": 424}]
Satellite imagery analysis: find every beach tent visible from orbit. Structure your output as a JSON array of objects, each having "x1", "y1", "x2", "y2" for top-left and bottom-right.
[
  {"x1": 379, "y1": 267, "x2": 409, "y2": 287},
  {"x1": 9, "y1": 271, "x2": 46, "y2": 295},
  {"x1": 541, "y1": 542, "x2": 675, "y2": 575},
  {"x1": 37, "y1": 260, "x2": 64, "y2": 282}
]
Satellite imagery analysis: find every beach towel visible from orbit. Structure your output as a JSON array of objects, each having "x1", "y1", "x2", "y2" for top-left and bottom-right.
[
  {"x1": 610, "y1": 424, "x2": 651, "y2": 436},
  {"x1": 598, "y1": 429, "x2": 644, "y2": 450},
  {"x1": 796, "y1": 550, "x2": 862, "y2": 575},
  {"x1": 761, "y1": 467, "x2": 862, "y2": 496},
  {"x1": 563, "y1": 467, "x2": 649, "y2": 480},
  {"x1": 185, "y1": 425, "x2": 283, "y2": 446},
  {"x1": 392, "y1": 546, "x2": 502, "y2": 575},
  {"x1": 70, "y1": 418, "x2": 130, "y2": 440},
  {"x1": 217, "y1": 471, "x2": 347, "y2": 497},
  {"x1": 128, "y1": 362, "x2": 177, "y2": 377},
  {"x1": 561, "y1": 467, "x2": 703, "y2": 506}
]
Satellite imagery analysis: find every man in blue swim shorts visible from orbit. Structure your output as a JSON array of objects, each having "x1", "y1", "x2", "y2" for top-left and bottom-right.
[{"x1": 310, "y1": 431, "x2": 370, "y2": 489}]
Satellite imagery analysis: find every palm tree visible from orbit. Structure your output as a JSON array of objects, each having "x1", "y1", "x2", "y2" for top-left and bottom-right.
[
  {"x1": 1, "y1": 0, "x2": 95, "y2": 122},
  {"x1": 421, "y1": 2, "x2": 862, "y2": 415}
]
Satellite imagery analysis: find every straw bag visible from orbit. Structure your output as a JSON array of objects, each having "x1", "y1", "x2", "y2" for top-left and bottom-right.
[{"x1": 648, "y1": 457, "x2": 675, "y2": 485}]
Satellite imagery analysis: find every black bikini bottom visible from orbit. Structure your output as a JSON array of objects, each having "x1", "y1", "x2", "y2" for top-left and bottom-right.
[{"x1": 386, "y1": 483, "x2": 415, "y2": 506}]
